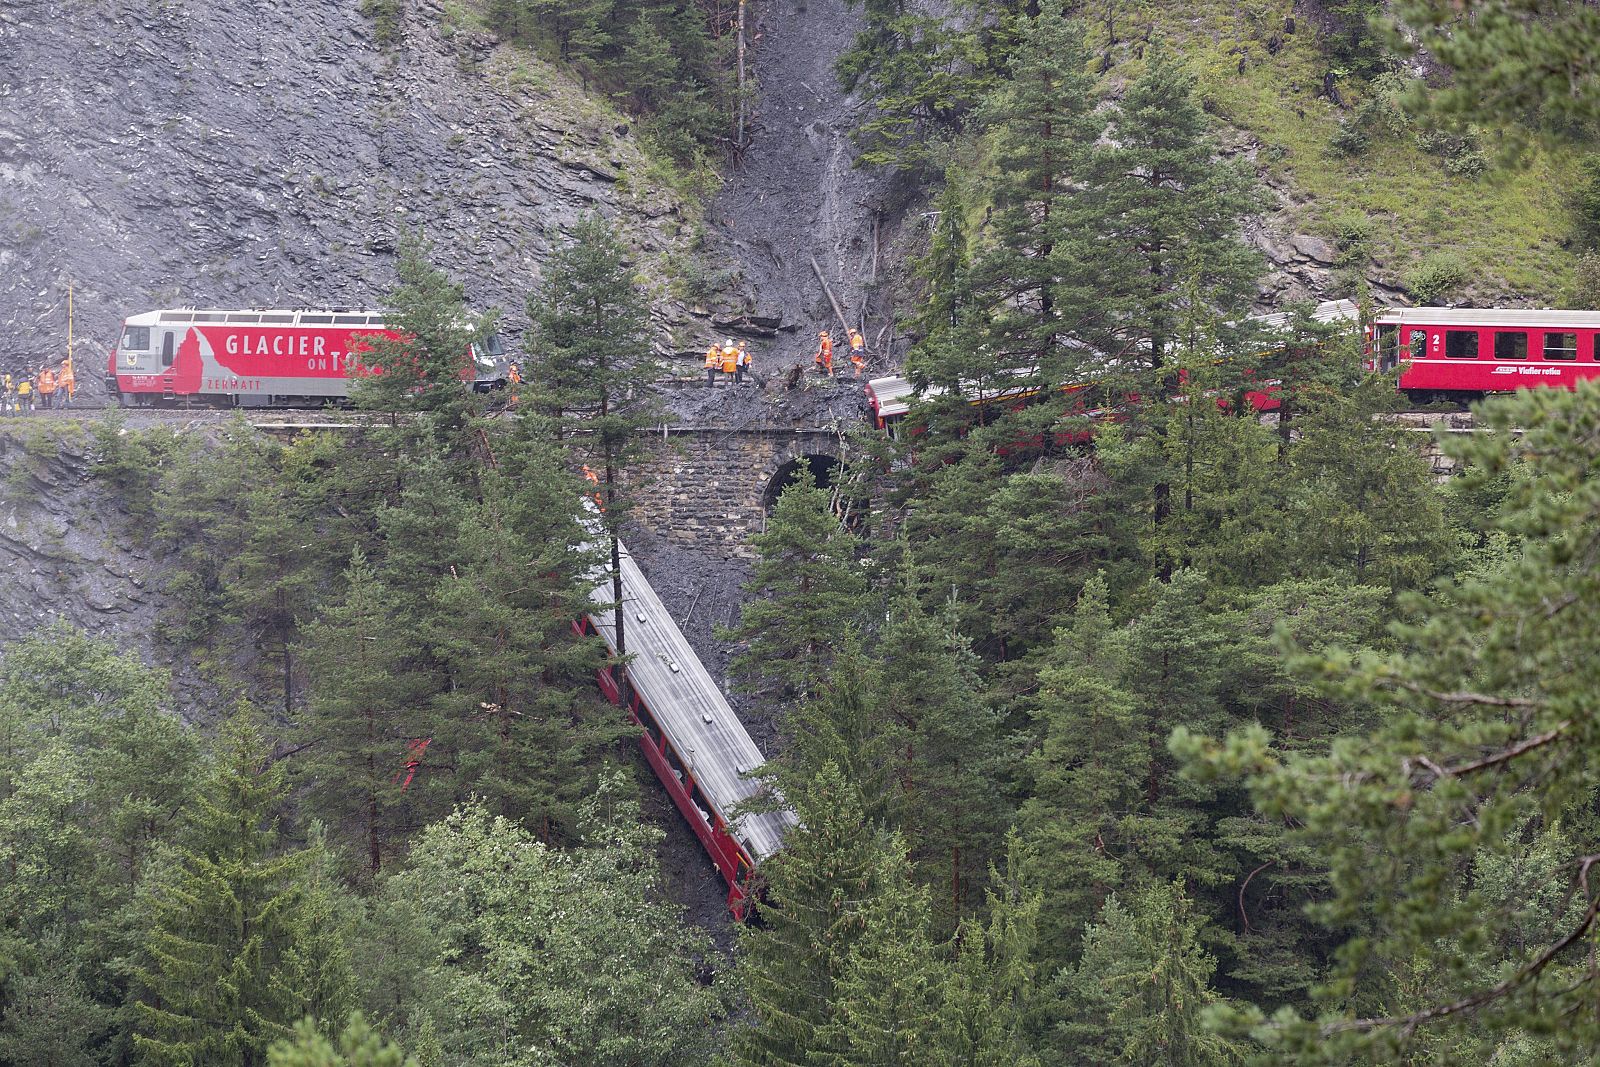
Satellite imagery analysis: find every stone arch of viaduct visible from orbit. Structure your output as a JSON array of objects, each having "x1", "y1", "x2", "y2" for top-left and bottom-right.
[{"x1": 629, "y1": 427, "x2": 846, "y2": 556}]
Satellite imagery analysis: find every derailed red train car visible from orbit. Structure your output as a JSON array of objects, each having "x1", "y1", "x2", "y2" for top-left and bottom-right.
[{"x1": 106, "y1": 306, "x2": 509, "y2": 407}]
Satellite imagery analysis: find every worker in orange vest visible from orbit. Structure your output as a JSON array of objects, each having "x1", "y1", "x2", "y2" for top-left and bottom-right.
[
  {"x1": 735, "y1": 341, "x2": 752, "y2": 385},
  {"x1": 37, "y1": 365, "x2": 56, "y2": 410},
  {"x1": 58, "y1": 358, "x2": 75, "y2": 408},
  {"x1": 814, "y1": 330, "x2": 834, "y2": 376},
  {"x1": 705, "y1": 343, "x2": 722, "y2": 389},
  {"x1": 847, "y1": 328, "x2": 866, "y2": 377},
  {"x1": 720, "y1": 339, "x2": 739, "y2": 380}
]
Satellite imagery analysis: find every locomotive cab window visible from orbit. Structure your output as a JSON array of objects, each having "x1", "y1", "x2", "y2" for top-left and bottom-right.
[
  {"x1": 1543, "y1": 331, "x2": 1578, "y2": 360},
  {"x1": 161, "y1": 333, "x2": 175, "y2": 368},
  {"x1": 1445, "y1": 330, "x2": 1479, "y2": 359},
  {"x1": 121, "y1": 326, "x2": 151, "y2": 351},
  {"x1": 1493, "y1": 331, "x2": 1528, "y2": 360}
]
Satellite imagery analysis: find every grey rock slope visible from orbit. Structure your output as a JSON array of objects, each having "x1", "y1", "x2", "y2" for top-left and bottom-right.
[{"x1": 0, "y1": 0, "x2": 691, "y2": 392}]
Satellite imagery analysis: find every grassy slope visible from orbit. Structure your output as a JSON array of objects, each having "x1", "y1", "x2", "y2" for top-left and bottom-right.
[{"x1": 1097, "y1": 0, "x2": 1576, "y2": 304}]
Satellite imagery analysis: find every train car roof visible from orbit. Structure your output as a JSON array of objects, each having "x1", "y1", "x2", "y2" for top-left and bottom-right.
[
  {"x1": 1374, "y1": 306, "x2": 1600, "y2": 329},
  {"x1": 1247, "y1": 298, "x2": 1361, "y2": 332},
  {"x1": 123, "y1": 308, "x2": 389, "y2": 328},
  {"x1": 587, "y1": 537, "x2": 796, "y2": 861},
  {"x1": 866, "y1": 374, "x2": 919, "y2": 420}
]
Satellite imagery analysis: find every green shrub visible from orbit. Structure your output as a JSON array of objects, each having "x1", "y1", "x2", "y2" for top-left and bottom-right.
[
  {"x1": 360, "y1": 0, "x2": 403, "y2": 46},
  {"x1": 1404, "y1": 252, "x2": 1471, "y2": 304},
  {"x1": 1325, "y1": 210, "x2": 1373, "y2": 267},
  {"x1": 1571, "y1": 155, "x2": 1600, "y2": 250},
  {"x1": 1330, "y1": 120, "x2": 1369, "y2": 157}
]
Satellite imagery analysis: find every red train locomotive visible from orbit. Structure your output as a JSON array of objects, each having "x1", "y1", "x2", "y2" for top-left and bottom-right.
[{"x1": 106, "y1": 307, "x2": 509, "y2": 407}]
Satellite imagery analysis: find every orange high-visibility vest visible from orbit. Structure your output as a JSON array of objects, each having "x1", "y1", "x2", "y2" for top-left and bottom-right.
[
  {"x1": 705, "y1": 346, "x2": 721, "y2": 369},
  {"x1": 38, "y1": 369, "x2": 56, "y2": 394},
  {"x1": 58, "y1": 362, "x2": 75, "y2": 391},
  {"x1": 721, "y1": 346, "x2": 738, "y2": 373},
  {"x1": 849, "y1": 330, "x2": 865, "y2": 352}
]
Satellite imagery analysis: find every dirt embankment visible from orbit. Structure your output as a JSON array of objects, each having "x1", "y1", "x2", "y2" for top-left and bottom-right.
[{"x1": 708, "y1": 0, "x2": 901, "y2": 372}]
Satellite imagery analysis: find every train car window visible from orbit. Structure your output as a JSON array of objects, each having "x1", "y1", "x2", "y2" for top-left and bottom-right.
[
  {"x1": 160, "y1": 333, "x2": 175, "y2": 368},
  {"x1": 1445, "y1": 330, "x2": 1479, "y2": 359},
  {"x1": 301, "y1": 314, "x2": 333, "y2": 324},
  {"x1": 157, "y1": 311, "x2": 192, "y2": 323},
  {"x1": 334, "y1": 315, "x2": 367, "y2": 325},
  {"x1": 1543, "y1": 332, "x2": 1578, "y2": 360},
  {"x1": 1493, "y1": 331, "x2": 1528, "y2": 360},
  {"x1": 259, "y1": 314, "x2": 294, "y2": 324},
  {"x1": 121, "y1": 326, "x2": 151, "y2": 351},
  {"x1": 1407, "y1": 330, "x2": 1428, "y2": 360},
  {"x1": 193, "y1": 312, "x2": 224, "y2": 322},
  {"x1": 226, "y1": 313, "x2": 261, "y2": 324}
]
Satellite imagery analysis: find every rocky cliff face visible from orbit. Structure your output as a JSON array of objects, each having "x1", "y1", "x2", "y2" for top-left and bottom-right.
[{"x1": 0, "y1": 0, "x2": 695, "y2": 395}]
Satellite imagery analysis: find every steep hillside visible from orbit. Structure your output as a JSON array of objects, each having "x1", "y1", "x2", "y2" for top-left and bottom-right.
[
  {"x1": 1126, "y1": 0, "x2": 1579, "y2": 305},
  {"x1": 0, "y1": 0, "x2": 699, "y2": 395}
]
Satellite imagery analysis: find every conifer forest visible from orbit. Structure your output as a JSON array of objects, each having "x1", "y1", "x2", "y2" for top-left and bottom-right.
[{"x1": 9, "y1": 0, "x2": 1600, "y2": 1064}]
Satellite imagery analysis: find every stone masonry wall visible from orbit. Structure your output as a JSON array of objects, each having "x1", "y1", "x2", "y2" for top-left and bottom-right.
[{"x1": 628, "y1": 428, "x2": 843, "y2": 557}]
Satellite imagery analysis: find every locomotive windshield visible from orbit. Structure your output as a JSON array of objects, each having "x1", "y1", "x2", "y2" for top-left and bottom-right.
[{"x1": 122, "y1": 325, "x2": 151, "y2": 350}]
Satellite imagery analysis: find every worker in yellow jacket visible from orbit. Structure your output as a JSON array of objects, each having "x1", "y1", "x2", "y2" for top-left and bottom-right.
[
  {"x1": 705, "y1": 343, "x2": 722, "y2": 389},
  {"x1": 58, "y1": 359, "x2": 75, "y2": 408}
]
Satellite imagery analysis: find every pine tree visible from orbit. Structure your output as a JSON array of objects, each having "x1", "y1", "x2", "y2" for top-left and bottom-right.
[
  {"x1": 0, "y1": 625, "x2": 199, "y2": 1061},
  {"x1": 836, "y1": 0, "x2": 992, "y2": 170},
  {"x1": 1017, "y1": 574, "x2": 1146, "y2": 969},
  {"x1": 0, "y1": 929, "x2": 113, "y2": 1067},
  {"x1": 526, "y1": 212, "x2": 663, "y2": 672},
  {"x1": 1051, "y1": 880, "x2": 1246, "y2": 1065},
  {"x1": 296, "y1": 550, "x2": 429, "y2": 878},
  {"x1": 268, "y1": 1013, "x2": 419, "y2": 1067},
  {"x1": 349, "y1": 234, "x2": 493, "y2": 462},
  {"x1": 1281, "y1": 378, "x2": 1453, "y2": 591},
  {"x1": 941, "y1": 842, "x2": 1044, "y2": 1067},
  {"x1": 1174, "y1": 380, "x2": 1600, "y2": 1056},
  {"x1": 966, "y1": 0, "x2": 1102, "y2": 392},
  {"x1": 732, "y1": 764, "x2": 894, "y2": 1066},
  {"x1": 876, "y1": 584, "x2": 1004, "y2": 927},
  {"x1": 131, "y1": 712, "x2": 355, "y2": 1067},
  {"x1": 728, "y1": 468, "x2": 870, "y2": 701},
  {"x1": 420, "y1": 447, "x2": 618, "y2": 840},
  {"x1": 813, "y1": 844, "x2": 951, "y2": 1066},
  {"x1": 1076, "y1": 47, "x2": 1263, "y2": 399}
]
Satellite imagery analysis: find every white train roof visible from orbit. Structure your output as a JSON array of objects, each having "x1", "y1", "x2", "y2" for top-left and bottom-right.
[
  {"x1": 124, "y1": 308, "x2": 389, "y2": 328},
  {"x1": 1374, "y1": 306, "x2": 1600, "y2": 329},
  {"x1": 584, "y1": 531, "x2": 795, "y2": 861}
]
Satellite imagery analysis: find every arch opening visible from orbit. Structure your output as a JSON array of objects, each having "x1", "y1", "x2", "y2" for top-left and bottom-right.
[{"x1": 763, "y1": 453, "x2": 840, "y2": 514}]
